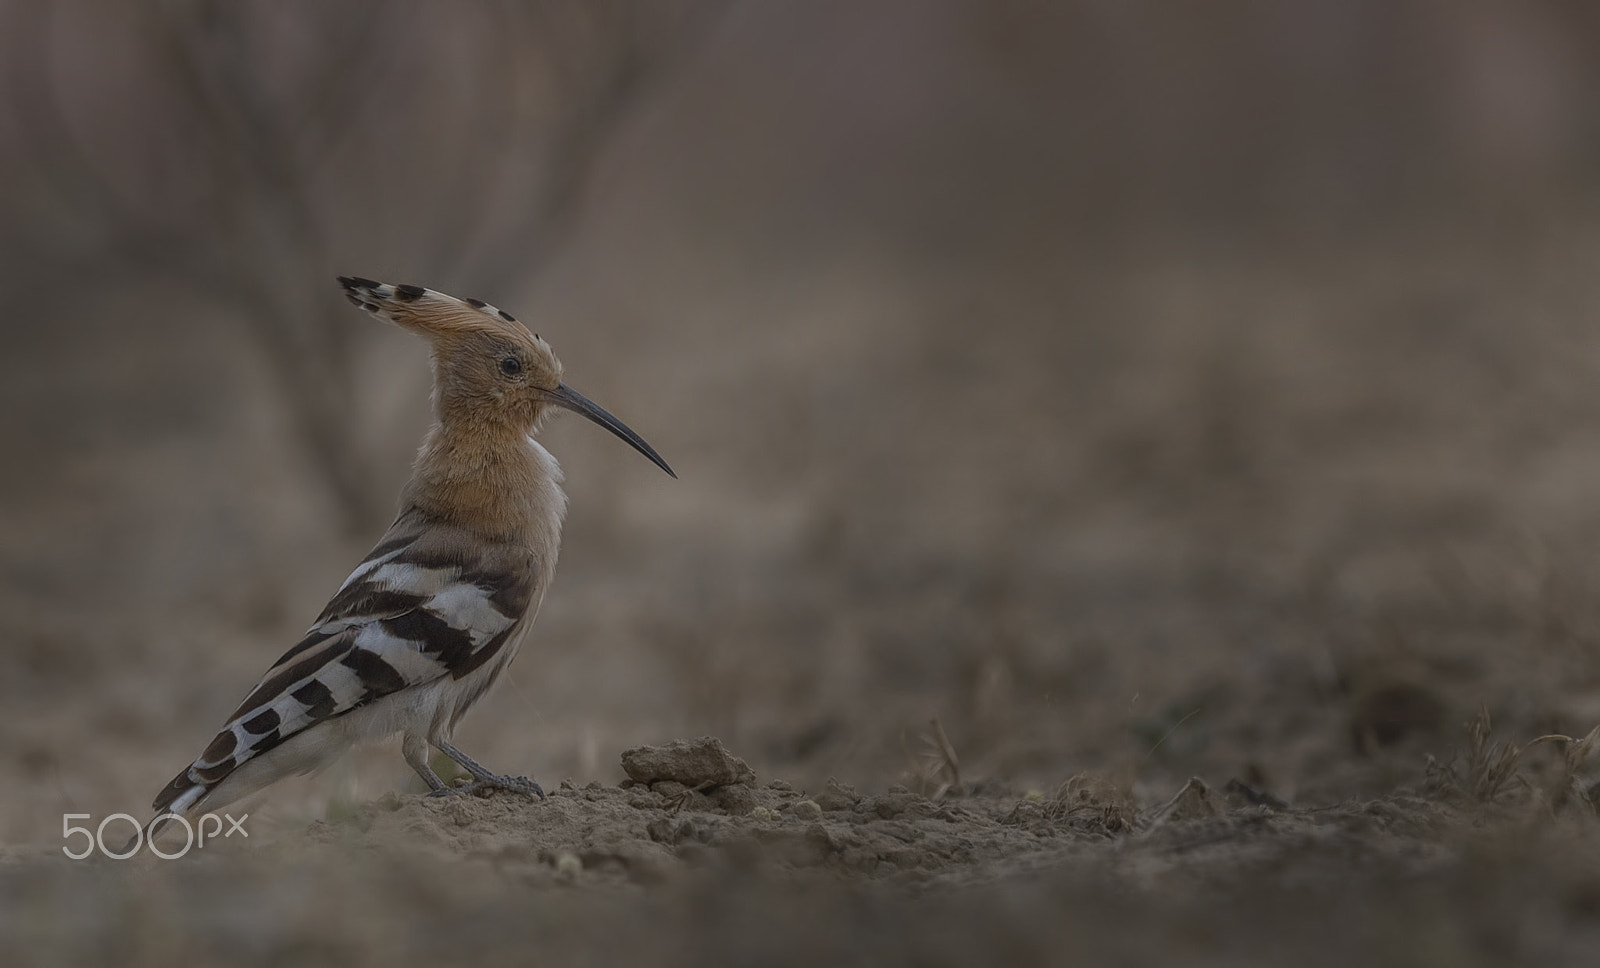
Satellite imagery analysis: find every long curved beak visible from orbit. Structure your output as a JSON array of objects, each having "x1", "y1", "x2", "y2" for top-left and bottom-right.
[{"x1": 547, "y1": 383, "x2": 676, "y2": 478}]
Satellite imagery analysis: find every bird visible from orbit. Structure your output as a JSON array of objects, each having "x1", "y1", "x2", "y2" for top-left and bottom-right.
[{"x1": 146, "y1": 276, "x2": 674, "y2": 835}]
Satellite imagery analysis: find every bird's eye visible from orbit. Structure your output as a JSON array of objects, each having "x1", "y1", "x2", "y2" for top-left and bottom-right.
[{"x1": 500, "y1": 357, "x2": 522, "y2": 377}]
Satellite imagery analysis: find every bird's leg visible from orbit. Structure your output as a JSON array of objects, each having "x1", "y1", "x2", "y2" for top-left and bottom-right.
[
  {"x1": 403, "y1": 733, "x2": 449, "y2": 793},
  {"x1": 428, "y1": 739, "x2": 545, "y2": 798}
]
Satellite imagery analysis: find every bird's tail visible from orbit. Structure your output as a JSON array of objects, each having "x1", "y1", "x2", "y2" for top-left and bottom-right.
[{"x1": 118, "y1": 784, "x2": 205, "y2": 856}]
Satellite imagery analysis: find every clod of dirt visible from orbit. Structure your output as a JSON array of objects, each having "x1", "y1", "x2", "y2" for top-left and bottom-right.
[
  {"x1": 553, "y1": 852, "x2": 582, "y2": 879},
  {"x1": 815, "y1": 779, "x2": 859, "y2": 812},
  {"x1": 859, "y1": 791, "x2": 931, "y2": 820},
  {"x1": 1149, "y1": 777, "x2": 1219, "y2": 825},
  {"x1": 714, "y1": 784, "x2": 758, "y2": 815},
  {"x1": 1223, "y1": 778, "x2": 1288, "y2": 811},
  {"x1": 621, "y1": 737, "x2": 756, "y2": 789}
]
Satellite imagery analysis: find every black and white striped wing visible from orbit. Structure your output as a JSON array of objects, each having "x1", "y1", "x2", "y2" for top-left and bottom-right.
[{"x1": 153, "y1": 517, "x2": 536, "y2": 812}]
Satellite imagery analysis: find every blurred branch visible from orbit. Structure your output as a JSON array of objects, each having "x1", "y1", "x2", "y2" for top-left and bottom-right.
[
  {"x1": 0, "y1": 0, "x2": 720, "y2": 533},
  {"x1": 448, "y1": 0, "x2": 725, "y2": 293},
  {"x1": 1, "y1": 3, "x2": 211, "y2": 271}
]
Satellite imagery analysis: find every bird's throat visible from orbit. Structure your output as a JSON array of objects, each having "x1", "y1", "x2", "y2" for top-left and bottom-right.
[{"x1": 403, "y1": 422, "x2": 562, "y2": 542}]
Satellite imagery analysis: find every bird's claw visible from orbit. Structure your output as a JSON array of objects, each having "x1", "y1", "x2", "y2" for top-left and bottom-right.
[{"x1": 428, "y1": 774, "x2": 546, "y2": 799}]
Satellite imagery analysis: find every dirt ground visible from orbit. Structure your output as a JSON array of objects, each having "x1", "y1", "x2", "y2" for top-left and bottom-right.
[
  {"x1": 8, "y1": 731, "x2": 1600, "y2": 966},
  {"x1": 10, "y1": 3, "x2": 1600, "y2": 965}
]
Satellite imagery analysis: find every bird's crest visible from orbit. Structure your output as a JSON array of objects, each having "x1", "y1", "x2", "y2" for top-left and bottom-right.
[
  {"x1": 337, "y1": 276, "x2": 538, "y2": 343},
  {"x1": 337, "y1": 276, "x2": 567, "y2": 435}
]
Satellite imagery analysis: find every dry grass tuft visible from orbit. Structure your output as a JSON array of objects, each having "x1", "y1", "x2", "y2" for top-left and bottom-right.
[
  {"x1": 1046, "y1": 773, "x2": 1140, "y2": 834},
  {"x1": 904, "y1": 718, "x2": 963, "y2": 798},
  {"x1": 1425, "y1": 710, "x2": 1600, "y2": 814}
]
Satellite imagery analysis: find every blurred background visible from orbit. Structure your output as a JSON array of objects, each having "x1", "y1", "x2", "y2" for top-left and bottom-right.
[{"x1": 6, "y1": 0, "x2": 1600, "y2": 844}]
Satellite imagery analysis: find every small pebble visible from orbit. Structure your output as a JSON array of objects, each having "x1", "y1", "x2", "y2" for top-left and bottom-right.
[{"x1": 792, "y1": 799, "x2": 823, "y2": 821}]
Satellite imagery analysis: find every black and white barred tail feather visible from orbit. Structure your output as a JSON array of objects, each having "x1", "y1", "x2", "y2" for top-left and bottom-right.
[{"x1": 152, "y1": 507, "x2": 537, "y2": 815}]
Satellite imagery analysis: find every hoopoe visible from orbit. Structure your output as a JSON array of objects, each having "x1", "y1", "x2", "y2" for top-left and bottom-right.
[{"x1": 148, "y1": 277, "x2": 673, "y2": 833}]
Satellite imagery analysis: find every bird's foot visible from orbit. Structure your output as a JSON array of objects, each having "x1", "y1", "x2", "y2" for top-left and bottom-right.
[
  {"x1": 428, "y1": 774, "x2": 545, "y2": 799},
  {"x1": 426, "y1": 739, "x2": 544, "y2": 798}
]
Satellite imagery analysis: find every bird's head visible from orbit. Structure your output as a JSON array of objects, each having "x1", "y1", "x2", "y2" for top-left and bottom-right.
[{"x1": 338, "y1": 277, "x2": 674, "y2": 478}]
